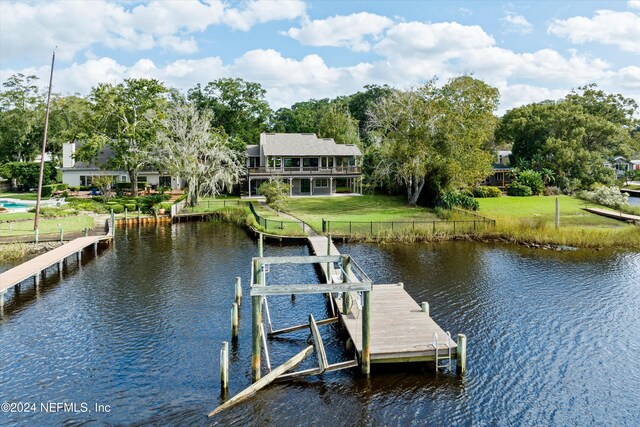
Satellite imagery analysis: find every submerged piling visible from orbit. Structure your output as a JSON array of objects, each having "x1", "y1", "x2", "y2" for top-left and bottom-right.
[
  {"x1": 220, "y1": 341, "x2": 229, "y2": 393},
  {"x1": 231, "y1": 303, "x2": 239, "y2": 340},
  {"x1": 235, "y1": 277, "x2": 242, "y2": 306},
  {"x1": 457, "y1": 333, "x2": 467, "y2": 375}
]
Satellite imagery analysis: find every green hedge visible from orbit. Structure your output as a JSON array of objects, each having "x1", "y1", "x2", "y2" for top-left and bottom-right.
[
  {"x1": 507, "y1": 182, "x2": 533, "y2": 196},
  {"x1": 109, "y1": 204, "x2": 124, "y2": 214},
  {"x1": 124, "y1": 203, "x2": 137, "y2": 211},
  {"x1": 473, "y1": 186, "x2": 502, "y2": 198}
]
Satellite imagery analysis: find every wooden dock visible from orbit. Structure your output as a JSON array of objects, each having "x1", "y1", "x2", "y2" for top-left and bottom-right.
[
  {"x1": 0, "y1": 235, "x2": 112, "y2": 306},
  {"x1": 307, "y1": 236, "x2": 459, "y2": 364},
  {"x1": 584, "y1": 207, "x2": 640, "y2": 224}
]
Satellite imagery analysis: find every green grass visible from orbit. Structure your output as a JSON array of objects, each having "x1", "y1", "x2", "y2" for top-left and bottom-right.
[
  {"x1": 0, "y1": 192, "x2": 40, "y2": 200},
  {"x1": 477, "y1": 195, "x2": 624, "y2": 228},
  {"x1": 0, "y1": 215, "x2": 94, "y2": 237},
  {"x1": 284, "y1": 195, "x2": 440, "y2": 231}
]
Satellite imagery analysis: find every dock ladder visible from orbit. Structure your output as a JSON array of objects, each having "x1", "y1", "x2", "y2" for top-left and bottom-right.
[{"x1": 432, "y1": 331, "x2": 453, "y2": 372}]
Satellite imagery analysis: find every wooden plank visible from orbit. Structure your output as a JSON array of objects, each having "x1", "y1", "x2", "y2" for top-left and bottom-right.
[
  {"x1": 0, "y1": 235, "x2": 111, "y2": 293},
  {"x1": 250, "y1": 282, "x2": 371, "y2": 296},
  {"x1": 208, "y1": 345, "x2": 313, "y2": 417},
  {"x1": 309, "y1": 314, "x2": 328, "y2": 370},
  {"x1": 275, "y1": 367, "x2": 324, "y2": 381},
  {"x1": 326, "y1": 359, "x2": 359, "y2": 372},
  {"x1": 257, "y1": 255, "x2": 343, "y2": 265},
  {"x1": 268, "y1": 317, "x2": 338, "y2": 337}
]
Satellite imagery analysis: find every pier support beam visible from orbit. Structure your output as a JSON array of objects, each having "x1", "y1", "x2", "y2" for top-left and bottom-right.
[
  {"x1": 251, "y1": 258, "x2": 263, "y2": 382},
  {"x1": 342, "y1": 256, "x2": 351, "y2": 315},
  {"x1": 220, "y1": 341, "x2": 229, "y2": 395},
  {"x1": 421, "y1": 302, "x2": 429, "y2": 316},
  {"x1": 235, "y1": 277, "x2": 242, "y2": 306},
  {"x1": 361, "y1": 290, "x2": 371, "y2": 375},
  {"x1": 0, "y1": 291, "x2": 5, "y2": 308},
  {"x1": 231, "y1": 303, "x2": 239, "y2": 341},
  {"x1": 457, "y1": 333, "x2": 467, "y2": 375}
]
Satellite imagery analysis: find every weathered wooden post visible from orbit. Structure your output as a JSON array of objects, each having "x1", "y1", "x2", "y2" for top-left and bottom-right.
[
  {"x1": 251, "y1": 258, "x2": 263, "y2": 382},
  {"x1": 457, "y1": 333, "x2": 467, "y2": 375},
  {"x1": 77, "y1": 250, "x2": 82, "y2": 263},
  {"x1": 138, "y1": 207, "x2": 141, "y2": 225},
  {"x1": 258, "y1": 233, "x2": 264, "y2": 257},
  {"x1": 326, "y1": 234, "x2": 331, "y2": 283},
  {"x1": 342, "y1": 255, "x2": 351, "y2": 315},
  {"x1": 34, "y1": 228, "x2": 39, "y2": 244},
  {"x1": 220, "y1": 341, "x2": 229, "y2": 394},
  {"x1": 421, "y1": 302, "x2": 429, "y2": 316},
  {"x1": 59, "y1": 226, "x2": 64, "y2": 242},
  {"x1": 362, "y1": 289, "x2": 371, "y2": 375},
  {"x1": 555, "y1": 197, "x2": 560, "y2": 229},
  {"x1": 124, "y1": 207, "x2": 128, "y2": 222},
  {"x1": 0, "y1": 291, "x2": 5, "y2": 309},
  {"x1": 231, "y1": 303, "x2": 239, "y2": 340},
  {"x1": 235, "y1": 277, "x2": 242, "y2": 306}
]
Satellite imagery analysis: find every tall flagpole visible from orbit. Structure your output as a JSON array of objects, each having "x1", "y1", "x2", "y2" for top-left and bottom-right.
[{"x1": 34, "y1": 48, "x2": 56, "y2": 242}]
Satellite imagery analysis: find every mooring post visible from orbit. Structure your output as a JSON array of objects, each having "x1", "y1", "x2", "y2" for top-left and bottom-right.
[
  {"x1": 421, "y1": 302, "x2": 429, "y2": 316},
  {"x1": 0, "y1": 291, "x2": 5, "y2": 308},
  {"x1": 342, "y1": 256, "x2": 351, "y2": 315},
  {"x1": 326, "y1": 234, "x2": 331, "y2": 283},
  {"x1": 258, "y1": 233, "x2": 264, "y2": 257},
  {"x1": 231, "y1": 302, "x2": 239, "y2": 340},
  {"x1": 94, "y1": 242, "x2": 98, "y2": 255},
  {"x1": 362, "y1": 290, "x2": 371, "y2": 375},
  {"x1": 555, "y1": 197, "x2": 560, "y2": 229},
  {"x1": 34, "y1": 273, "x2": 39, "y2": 288},
  {"x1": 124, "y1": 207, "x2": 128, "y2": 222},
  {"x1": 34, "y1": 228, "x2": 39, "y2": 244},
  {"x1": 77, "y1": 250, "x2": 82, "y2": 264},
  {"x1": 138, "y1": 208, "x2": 141, "y2": 225},
  {"x1": 251, "y1": 258, "x2": 263, "y2": 382},
  {"x1": 457, "y1": 333, "x2": 467, "y2": 375},
  {"x1": 235, "y1": 277, "x2": 242, "y2": 306},
  {"x1": 59, "y1": 226, "x2": 64, "y2": 242},
  {"x1": 220, "y1": 341, "x2": 229, "y2": 394}
]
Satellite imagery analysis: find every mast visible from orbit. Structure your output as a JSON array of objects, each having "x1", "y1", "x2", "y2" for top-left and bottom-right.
[{"x1": 33, "y1": 49, "x2": 56, "y2": 241}]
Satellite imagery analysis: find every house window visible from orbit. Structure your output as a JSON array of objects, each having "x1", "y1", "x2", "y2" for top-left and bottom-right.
[
  {"x1": 284, "y1": 158, "x2": 300, "y2": 168},
  {"x1": 80, "y1": 176, "x2": 93, "y2": 186},
  {"x1": 159, "y1": 176, "x2": 171, "y2": 187},
  {"x1": 248, "y1": 157, "x2": 259, "y2": 168},
  {"x1": 315, "y1": 178, "x2": 328, "y2": 188},
  {"x1": 321, "y1": 157, "x2": 334, "y2": 168},
  {"x1": 268, "y1": 157, "x2": 282, "y2": 168},
  {"x1": 303, "y1": 158, "x2": 319, "y2": 168}
]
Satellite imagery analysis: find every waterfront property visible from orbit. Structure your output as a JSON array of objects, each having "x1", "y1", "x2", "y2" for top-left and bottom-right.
[
  {"x1": 607, "y1": 156, "x2": 640, "y2": 177},
  {"x1": 245, "y1": 133, "x2": 363, "y2": 197},
  {"x1": 61, "y1": 141, "x2": 181, "y2": 190}
]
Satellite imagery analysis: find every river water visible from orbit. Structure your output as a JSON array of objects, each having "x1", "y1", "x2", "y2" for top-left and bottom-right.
[{"x1": 1, "y1": 222, "x2": 639, "y2": 426}]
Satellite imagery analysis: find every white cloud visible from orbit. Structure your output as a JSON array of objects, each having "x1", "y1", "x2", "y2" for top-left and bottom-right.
[
  {"x1": 224, "y1": 0, "x2": 306, "y2": 31},
  {"x1": 285, "y1": 12, "x2": 394, "y2": 52},
  {"x1": 0, "y1": 0, "x2": 306, "y2": 62},
  {"x1": 502, "y1": 13, "x2": 533, "y2": 34},
  {"x1": 628, "y1": 1, "x2": 640, "y2": 10},
  {"x1": 548, "y1": 9, "x2": 640, "y2": 53}
]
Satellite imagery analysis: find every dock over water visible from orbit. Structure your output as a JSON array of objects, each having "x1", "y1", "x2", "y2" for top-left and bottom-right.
[
  {"x1": 307, "y1": 236, "x2": 460, "y2": 365},
  {"x1": 0, "y1": 235, "x2": 112, "y2": 306}
]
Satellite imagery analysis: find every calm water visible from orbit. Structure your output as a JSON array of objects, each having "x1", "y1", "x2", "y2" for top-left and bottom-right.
[{"x1": 1, "y1": 222, "x2": 639, "y2": 426}]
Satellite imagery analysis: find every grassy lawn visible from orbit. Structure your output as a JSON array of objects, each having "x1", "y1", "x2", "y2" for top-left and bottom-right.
[
  {"x1": 183, "y1": 196, "x2": 244, "y2": 213},
  {"x1": 0, "y1": 215, "x2": 95, "y2": 237},
  {"x1": 477, "y1": 195, "x2": 624, "y2": 228},
  {"x1": 285, "y1": 195, "x2": 440, "y2": 231},
  {"x1": 0, "y1": 192, "x2": 40, "y2": 200}
]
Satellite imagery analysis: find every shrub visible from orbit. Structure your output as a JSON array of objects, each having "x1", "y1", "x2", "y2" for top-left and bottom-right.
[
  {"x1": 109, "y1": 204, "x2": 125, "y2": 214},
  {"x1": 61, "y1": 191, "x2": 69, "y2": 198},
  {"x1": 515, "y1": 170, "x2": 544, "y2": 195},
  {"x1": 543, "y1": 186, "x2": 561, "y2": 196},
  {"x1": 472, "y1": 186, "x2": 502, "y2": 198},
  {"x1": 581, "y1": 186, "x2": 629, "y2": 209},
  {"x1": 124, "y1": 203, "x2": 137, "y2": 212},
  {"x1": 41, "y1": 184, "x2": 56, "y2": 197},
  {"x1": 258, "y1": 179, "x2": 291, "y2": 212},
  {"x1": 66, "y1": 198, "x2": 108, "y2": 214},
  {"x1": 438, "y1": 191, "x2": 480, "y2": 211},
  {"x1": 507, "y1": 182, "x2": 533, "y2": 196},
  {"x1": 56, "y1": 183, "x2": 68, "y2": 191},
  {"x1": 92, "y1": 196, "x2": 104, "y2": 202},
  {"x1": 28, "y1": 207, "x2": 77, "y2": 218}
]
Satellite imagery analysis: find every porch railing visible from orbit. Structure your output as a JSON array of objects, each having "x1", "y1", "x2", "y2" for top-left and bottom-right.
[{"x1": 248, "y1": 166, "x2": 361, "y2": 175}]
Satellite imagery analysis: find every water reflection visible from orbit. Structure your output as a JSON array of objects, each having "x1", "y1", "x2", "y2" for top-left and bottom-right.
[{"x1": 1, "y1": 224, "x2": 639, "y2": 426}]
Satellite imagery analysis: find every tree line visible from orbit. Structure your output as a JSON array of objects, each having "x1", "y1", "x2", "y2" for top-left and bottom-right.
[{"x1": 1, "y1": 73, "x2": 638, "y2": 206}]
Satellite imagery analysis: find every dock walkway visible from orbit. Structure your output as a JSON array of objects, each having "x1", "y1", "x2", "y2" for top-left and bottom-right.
[
  {"x1": 307, "y1": 236, "x2": 457, "y2": 363},
  {"x1": 584, "y1": 207, "x2": 640, "y2": 224},
  {"x1": 0, "y1": 235, "x2": 112, "y2": 299}
]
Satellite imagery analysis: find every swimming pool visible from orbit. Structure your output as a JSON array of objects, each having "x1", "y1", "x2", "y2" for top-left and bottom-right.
[{"x1": 0, "y1": 199, "x2": 36, "y2": 211}]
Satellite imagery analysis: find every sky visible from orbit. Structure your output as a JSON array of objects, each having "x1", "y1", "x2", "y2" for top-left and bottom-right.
[{"x1": 0, "y1": 0, "x2": 639, "y2": 114}]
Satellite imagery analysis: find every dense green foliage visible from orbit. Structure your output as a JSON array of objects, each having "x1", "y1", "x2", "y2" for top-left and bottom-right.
[
  {"x1": 507, "y1": 182, "x2": 533, "y2": 196},
  {"x1": 437, "y1": 191, "x2": 480, "y2": 211},
  {"x1": 257, "y1": 179, "x2": 290, "y2": 212},
  {"x1": 472, "y1": 186, "x2": 502, "y2": 198},
  {"x1": 496, "y1": 84, "x2": 640, "y2": 191},
  {"x1": 0, "y1": 161, "x2": 57, "y2": 190},
  {"x1": 515, "y1": 170, "x2": 544, "y2": 195}
]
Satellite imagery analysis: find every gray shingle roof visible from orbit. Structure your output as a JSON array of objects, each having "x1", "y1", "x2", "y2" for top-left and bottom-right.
[
  {"x1": 258, "y1": 133, "x2": 362, "y2": 157},
  {"x1": 246, "y1": 145, "x2": 260, "y2": 156}
]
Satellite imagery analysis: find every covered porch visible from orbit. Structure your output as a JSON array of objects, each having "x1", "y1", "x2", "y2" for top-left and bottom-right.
[{"x1": 247, "y1": 176, "x2": 364, "y2": 197}]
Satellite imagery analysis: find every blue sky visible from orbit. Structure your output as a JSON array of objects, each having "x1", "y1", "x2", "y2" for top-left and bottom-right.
[{"x1": 1, "y1": 0, "x2": 638, "y2": 113}]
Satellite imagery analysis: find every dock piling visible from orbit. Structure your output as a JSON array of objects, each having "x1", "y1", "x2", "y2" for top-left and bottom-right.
[
  {"x1": 457, "y1": 333, "x2": 467, "y2": 375},
  {"x1": 220, "y1": 341, "x2": 229, "y2": 394},
  {"x1": 0, "y1": 291, "x2": 5, "y2": 308},
  {"x1": 342, "y1": 256, "x2": 352, "y2": 315},
  {"x1": 235, "y1": 277, "x2": 242, "y2": 306},
  {"x1": 251, "y1": 258, "x2": 263, "y2": 382},
  {"x1": 362, "y1": 290, "x2": 371, "y2": 375},
  {"x1": 421, "y1": 302, "x2": 429, "y2": 316},
  {"x1": 231, "y1": 303, "x2": 239, "y2": 340}
]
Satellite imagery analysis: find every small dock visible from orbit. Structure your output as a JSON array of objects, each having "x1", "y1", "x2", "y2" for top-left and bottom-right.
[
  {"x1": 307, "y1": 236, "x2": 460, "y2": 365},
  {"x1": 0, "y1": 235, "x2": 112, "y2": 307},
  {"x1": 584, "y1": 207, "x2": 640, "y2": 224}
]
